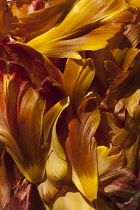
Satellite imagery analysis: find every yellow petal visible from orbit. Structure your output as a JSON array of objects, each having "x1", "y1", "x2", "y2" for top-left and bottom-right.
[
  {"x1": 43, "y1": 97, "x2": 70, "y2": 143},
  {"x1": 27, "y1": 0, "x2": 133, "y2": 58},
  {"x1": 0, "y1": 59, "x2": 46, "y2": 183},
  {"x1": 14, "y1": 0, "x2": 77, "y2": 41},
  {"x1": 45, "y1": 98, "x2": 70, "y2": 182},
  {"x1": 129, "y1": 0, "x2": 140, "y2": 8},
  {"x1": 63, "y1": 58, "x2": 95, "y2": 111},
  {"x1": 51, "y1": 187, "x2": 95, "y2": 210},
  {"x1": 115, "y1": 89, "x2": 140, "y2": 117},
  {"x1": 97, "y1": 146, "x2": 125, "y2": 179},
  {"x1": 66, "y1": 98, "x2": 100, "y2": 200}
]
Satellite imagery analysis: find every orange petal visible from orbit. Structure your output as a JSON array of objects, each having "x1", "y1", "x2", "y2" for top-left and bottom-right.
[
  {"x1": 0, "y1": 59, "x2": 46, "y2": 183},
  {"x1": 63, "y1": 58, "x2": 95, "y2": 111},
  {"x1": 66, "y1": 98, "x2": 100, "y2": 200}
]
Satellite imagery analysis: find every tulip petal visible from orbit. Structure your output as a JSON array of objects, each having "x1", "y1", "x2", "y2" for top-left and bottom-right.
[
  {"x1": 114, "y1": 89, "x2": 140, "y2": 118},
  {"x1": 100, "y1": 51, "x2": 140, "y2": 112},
  {"x1": 63, "y1": 58, "x2": 95, "y2": 111},
  {"x1": 51, "y1": 186, "x2": 95, "y2": 210},
  {"x1": 0, "y1": 59, "x2": 46, "y2": 183},
  {"x1": 39, "y1": 77, "x2": 67, "y2": 112},
  {"x1": 97, "y1": 146, "x2": 140, "y2": 209},
  {"x1": 43, "y1": 97, "x2": 70, "y2": 144},
  {"x1": 27, "y1": 0, "x2": 133, "y2": 58},
  {"x1": 66, "y1": 98, "x2": 100, "y2": 200},
  {"x1": 112, "y1": 104, "x2": 140, "y2": 177},
  {"x1": 45, "y1": 97, "x2": 70, "y2": 182},
  {"x1": 1, "y1": 40, "x2": 63, "y2": 86},
  {"x1": 14, "y1": 0, "x2": 77, "y2": 41},
  {"x1": 97, "y1": 146, "x2": 125, "y2": 180},
  {"x1": 38, "y1": 178, "x2": 59, "y2": 205}
]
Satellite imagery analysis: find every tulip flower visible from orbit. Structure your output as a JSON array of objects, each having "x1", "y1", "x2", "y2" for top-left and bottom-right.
[{"x1": 0, "y1": 0, "x2": 140, "y2": 209}]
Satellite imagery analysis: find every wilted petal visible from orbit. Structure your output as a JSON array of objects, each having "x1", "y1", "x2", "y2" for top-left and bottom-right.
[
  {"x1": 66, "y1": 98, "x2": 100, "y2": 200},
  {"x1": 102, "y1": 168, "x2": 140, "y2": 210},
  {"x1": 112, "y1": 105, "x2": 140, "y2": 177},
  {"x1": 63, "y1": 58, "x2": 95, "y2": 111},
  {"x1": 97, "y1": 146, "x2": 140, "y2": 209},
  {"x1": 100, "y1": 51, "x2": 140, "y2": 112}
]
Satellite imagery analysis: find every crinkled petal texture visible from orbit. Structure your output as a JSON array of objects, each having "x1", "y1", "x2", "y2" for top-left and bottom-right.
[
  {"x1": 113, "y1": 94, "x2": 140, "y2": 177},
  {"x1": 63, "y1": 58, "x2": 95, "y2": 111},
  {"x1": 99, "y1": 40, "x2": 140, "y2": 113},
  {"x1": 27, "y1": 0, "x2": 134, "y2": 58},
  {"x1": 0, "y1": 59, "x2": 46, "y2": 183},
  {"x1": 97, "y1": 146, "x2": 126, "y2": 181},
  {"x1": 97, "y1": 146, "x2": 140, "y2": 209},
  {"x1": 66, "y1": 98, "x2": 100, "y2": 201}
]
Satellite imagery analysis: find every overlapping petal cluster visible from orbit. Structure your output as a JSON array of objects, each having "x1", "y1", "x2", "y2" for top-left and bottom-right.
[{"x1": 0, "y1": 0, "x2": 140, "y2": 209}]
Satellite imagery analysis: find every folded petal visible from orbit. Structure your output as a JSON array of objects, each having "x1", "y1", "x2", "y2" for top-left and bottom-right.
[
  {"x1": 97, "y1": 146, "x2": 140, "y2": 209},
  {"x1": 100, "y1": 51, "x2": 140, "y2": 112},
  {"x1": 97, "y1": 146, "x2": 125, "y2": 181},
  {"x1": 63, "y1": 58, "x2": 95, "y2": 111},
  {"x1": 0, "y1": 59, "x2": 46, "y2": 183},
  {"x1": 39, "y1": 77, "x2": 67, "y2": 112},
  {"x1": 45, "y1": 97, "x2": 70, "y2": 182},
  {"x1": 1, "y1": 40, "x2": 63, "y2": 86},
  {"x1": 27, "y1": 0, "x2": 133, "y2": 58},
  {"x1": 112, "y1": 104, "x2": 140, "y2": 177},
  {"x1": 43, "y1": 97, "x2": 70, "y2": 144},
  {"x1": 13, "y1": 0, "x2": 77, "y2": 41},
  {"x1": 38, "y1": 178, "x2": 59, "y2": 205},
  {"x1": 66, "y1": 98, "x2": 100, "y2": 200}
]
